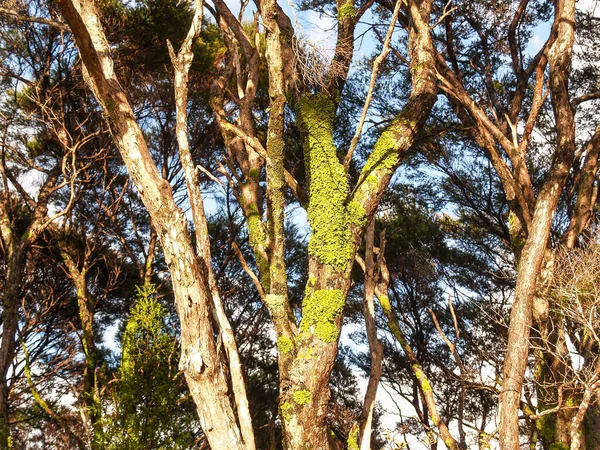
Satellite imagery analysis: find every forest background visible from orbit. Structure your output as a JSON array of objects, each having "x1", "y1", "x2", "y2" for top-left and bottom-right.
[{"x1": 2, "y1": 0, "x2": 600, "y2": 449}]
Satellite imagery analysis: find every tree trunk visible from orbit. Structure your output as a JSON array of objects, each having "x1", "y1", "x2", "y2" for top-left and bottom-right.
[
  {"x1": 53, "y1": 1, "x2": 248, "y2": 447},
  {"x1": 0, "y1": 245, "x2": 22, "y2": 447},
  {"x1": 59, "y1": 246, "x2": 101, "y2": 447},
  {"x1": 498, "y1": 0, "x2": 577, "y2": 447},
  {"x1": 358, "y1": 221, "x2": 383, "y2": 450}
]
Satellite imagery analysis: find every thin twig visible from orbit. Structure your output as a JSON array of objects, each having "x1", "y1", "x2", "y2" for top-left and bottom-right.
[
  {"x1": 232, "y1": 242, "x2": 266, "y2": 299},
  {"x1": 343, "y1": 0, "x2": 402, "y2": 170}
]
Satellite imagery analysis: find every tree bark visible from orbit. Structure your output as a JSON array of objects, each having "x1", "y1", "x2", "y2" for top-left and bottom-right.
[
  {"x1": 358, "y1": 221, "x2": 383, "y2": 450},
  {"x1": 498, "y1": 1, "x2": 577, "y2": 448},
  {"x1": 168, "y1": 4, "x2": 256, "y2": 448},
  {"x1": 53, "y1": 1, "x2": 248, "y2": 448},
  {"x1": 279, "y1": 1, "x2": 437, "y2": 447},
  {"x1": 58, "y1": 243, "x2": 101, "y2": 447}
]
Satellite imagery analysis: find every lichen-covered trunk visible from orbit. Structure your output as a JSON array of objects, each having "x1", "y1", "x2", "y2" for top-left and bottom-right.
[
  {"x1": 281, "y1": 261, "x2": 352, "y2": 450},
  {"x1": 280, "y1": 93, "x2": 362, "y2": 450},
  {"x1": 54, "y1": 1, "x2": 247, "y2": 448},
  {"x1": 279, "y1": 0, "x2": 437, "y2": 445}
]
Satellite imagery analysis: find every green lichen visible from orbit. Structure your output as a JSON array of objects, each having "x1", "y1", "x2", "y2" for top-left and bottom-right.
[
  {"x1": 293, "y1": 390, "x2": 312, "y2": 405},
  {"x1": 280, "y1": 401, "x2": 293, "y2": 422},
  {"x1": 265, "y1": 294, "x2": 286, "y2": 319},
  {"x1": 300, "y1": 289, "x2": 344, "y2": 343},
  {"x1": 337, "y1": 4, "x2": 356, "y2": 20},
  {"x1": 360, "y1": 115, "x2": 419, "y2": 186},
  {"x1": 296, "y1": 94, "x2": 359, "y2": 271},
  {"x1": 378, "y1": 294, "x2": 405, "y2": 342},
  {"x1": 347, "y1": 200, "x2": 367, "y2": 227},
  {"x1": 347, "y1": 424, "x2": 359, "y2": 450},
  {"x1": 297, "y1": 347, "x2": 315, "y2": 359},
  {"x1": 277, "y1": 336, "x2": 293, "y2": 354},
  {"x1": 362, "y1": 128, "x2": 402, "y2": 176},
  {"x1": 366, "y1": 174, "x2": 378, "y2": 187},
  {"x1": 378, "y1": 294, "x2": 392, "y2": 314},
  {"x1": 420, "y1": 376, "x2": 432, "y2": 392},
  {"x1": 247, "y1": 204, "x2": 266, "y2": 248},
  {"x1": 413, "y1": 365, "x2": 432, "y2": 392},
  {"x1": 536, "y1": 413, "x2": 556, "y2": 441},
  {"x1": 248, "y1": 168, "x2": 260, "y2": 181},
  {"x1": 549, "y1": 444, "x2": 569, "y2": 450},
  {"x1": 246, "y1": 200, "x2": 270, "y2": 289}
]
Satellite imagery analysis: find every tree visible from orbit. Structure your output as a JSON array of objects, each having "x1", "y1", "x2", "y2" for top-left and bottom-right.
[
  {"x1": 2, "y1": 0, "x2": 600, "y2": 448},
  {"x1": 50, "y1": 0, "x2": 439, "y2": 447},
  {"x1": 102, "y1": 283, "x2": 200, "y2": 449}
]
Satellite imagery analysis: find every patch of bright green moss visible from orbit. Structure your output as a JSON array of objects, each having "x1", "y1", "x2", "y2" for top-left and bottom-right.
[
  {"x1": 337, "y1": 4, "x2": 356, "y2": 20},
  {"x1": 293, "y1": 390, "x2": 312, "y2": 405},
  {"x1": 277, "y1": 336, "x2": 293, "y2": 354},
  {"x1": 300, "y1": 289, "x2": 344, "y2": 343},
  {"x1": 347, "y1": 424, "x2": 359, "y2": 450},
  {"x1": 280, "y1": 401, "x2": 293, "y2": 422},
  {"x1": 296, "y1": 94, "x2": 360, "y2": 271}
]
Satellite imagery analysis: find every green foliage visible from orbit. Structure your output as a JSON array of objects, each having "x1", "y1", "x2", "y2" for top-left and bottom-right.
[
  {"x1": 300, "y1": 289, "x2": 345, "y2": 342},
  {"x1": 101, "y1": 284, "x2": 199, "y2": 449}
]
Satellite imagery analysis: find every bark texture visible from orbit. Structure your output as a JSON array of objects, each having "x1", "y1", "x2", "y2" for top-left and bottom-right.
[
  {"x1": 53, "y1": 1, "x2": 251, "y2": 448},
  {"x1": 358, "y1": 221, "x2": 383, "y2": 450},
  {"x1": 498, "y1": 0, "x2": 577, "y2": 448}
]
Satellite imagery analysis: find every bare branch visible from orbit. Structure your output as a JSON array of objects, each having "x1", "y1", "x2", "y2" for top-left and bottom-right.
[{"x1": 0, "y1": 7, "x2": 69, "y2": 30}]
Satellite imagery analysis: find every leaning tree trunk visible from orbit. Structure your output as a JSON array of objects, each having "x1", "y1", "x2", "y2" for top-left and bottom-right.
[
  {"x1": 53, "y1": 1, "x2": 250, "y2": 448},
  {"x1": 498, "y1": 0, "x2": 577, "y2": 447}
]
